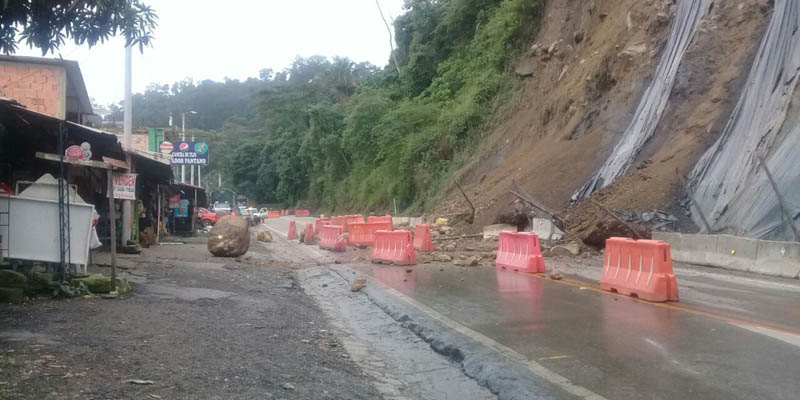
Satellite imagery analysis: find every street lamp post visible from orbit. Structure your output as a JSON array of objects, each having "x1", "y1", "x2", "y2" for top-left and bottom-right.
[{"x1": 181, "y1": 111, "x2": 197, "y2": 184}]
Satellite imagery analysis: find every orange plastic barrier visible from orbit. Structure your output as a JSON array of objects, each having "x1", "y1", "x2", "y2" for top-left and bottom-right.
[
  {"x1": 314, "y1": 218, "x2": 330, "y2": 239},
  {"x1": 295, "y1": 209, "x2": 310, "y2": 216},
  {"x1": 267, "y1": 210, "x2": 281, "y2": 218},
  {"x1": 319, "y1": 225, "x2": 347, "y2": 252},
  {"x1": 345, "y1": 214, "x2": 365, "y2": 226},
  {"x1": 413, "y1": 224, "x2": 434, "y2": 252},
  {"x1": 287, "y1": 220, "x2": 297, "y2": 240},
  {"x1": 601, "y1": 238, "x2": 679, "y2": 302},
  {"x1": 348, "y1": 221, "x2": 393, "y2": 245},
  {"x1": 303, "y1": 222, "x2": 314, "y2": 244},
  {"x1": 371, "y1": 230, "x2": 416, "y2": 265},
  {"x1": 495, "y1": 231, "x2": 545, "y2": 273},
  {"x1": 329, "y1": 216, "x2": 347, "y2": 228},
  {"x1": 367, "y1": 215, "x2": 393, "y2": 225}
]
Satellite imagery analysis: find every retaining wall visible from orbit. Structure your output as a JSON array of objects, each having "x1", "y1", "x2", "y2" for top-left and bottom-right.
[{"x1": 652, "y1": 232, "x2": 800, "y2": 279}]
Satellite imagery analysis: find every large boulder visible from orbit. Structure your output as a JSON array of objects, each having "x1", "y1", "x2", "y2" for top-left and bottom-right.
[
  {"x1": 256, "y1": 230, "x2": 273, "y2": 242},
  {"x1": 208, "y1": 215, "x2": 250, "y2": 257}
]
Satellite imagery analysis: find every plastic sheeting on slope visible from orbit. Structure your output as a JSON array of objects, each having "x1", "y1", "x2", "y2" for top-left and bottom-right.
[
  {"x1": 690, "y1": 0, "x2": 800, "y2": 241},
  {"x1": 572, "y1": 0, "x2": 713, "y2": 201}
]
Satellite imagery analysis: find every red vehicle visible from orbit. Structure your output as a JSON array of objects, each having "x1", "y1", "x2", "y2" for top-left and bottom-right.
[{"x1": 195, "y1": 207, "x2": 220, "y2": 227}]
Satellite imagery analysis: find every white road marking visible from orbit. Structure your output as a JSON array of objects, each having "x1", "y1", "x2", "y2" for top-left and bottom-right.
[
  {"x1": 733, "y1": 324, "x2": 800, "y2": 348},
  {"x1": 261, "y1": 223, "x2": 287, "y2": 239}
]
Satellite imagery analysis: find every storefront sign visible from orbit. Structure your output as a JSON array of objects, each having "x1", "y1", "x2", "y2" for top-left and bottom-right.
[
  {"x1": 168, "y1": 193, "x2": 180, "y2": 208},
  {"x1": 112, "y1": 173, "x2": 137, "y2": 200},
  {"x1": 65, "y1": 142, "x2": 92, "y2": 159},
  {"x1": 159, "y1": 141, "x2": 174, "y2": 154},
  {"x1": 169, "y1": 141, "x2": 209, "y2": 165}
]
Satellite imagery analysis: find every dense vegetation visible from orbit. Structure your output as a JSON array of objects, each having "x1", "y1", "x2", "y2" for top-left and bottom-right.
[
  {"x1": 130, "y1": 0, "x2": 544, "y2": 212},
  {"x1": 0, "y1": 0, "x2": 156, "y2": 54}
]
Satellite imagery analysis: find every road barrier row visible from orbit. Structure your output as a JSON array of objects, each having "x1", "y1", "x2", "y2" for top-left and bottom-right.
[
  {"x1": 367, "y1": 215, "x2": 393, "y2": 225},
  {"x1": 267, "y1": 210, "x2": 281, "y2": 219},
  {"x1": 286, "y1": 213, "x2": 682, "y2": 303},
  {"x1": 348, "y1": 221, "x2": 393, "y2": 245},
  {"x1": 319, "y1": 225, "x2": 347, "y2": 252},
  {"x1": 372, "y1": 230, "x2": 416, "y2": 265},
  {"x1": 601, "y1": 237, "x2": 678, "y2": 302},
  {"x1": 295, "y1": 209, "x2": 310, "y2": 216},
  {"x1": 315, "y1": 218, "x2": 330, "y2": 239},
  {"x1": 413, "y1": 224, "x2": 433, "y2": 252},
  {"x1": 328, "y1": 216, "x2": 347, "y2": 229},
  {"x1": 495, "y1": 232, "x2": 545, "y2": 273},
  {"x1": 345, "y1": 214, "x2": 365, "y2": 228}
]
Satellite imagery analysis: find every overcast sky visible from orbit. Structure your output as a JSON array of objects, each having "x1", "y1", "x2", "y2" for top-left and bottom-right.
[{"x1": 18, "y1": 0, "x2": 406, "y2": 106}]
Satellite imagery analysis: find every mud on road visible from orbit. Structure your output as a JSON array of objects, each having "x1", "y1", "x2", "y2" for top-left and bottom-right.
[{"x1": 0, "y1": 238, "x2": 382, "y2": 400}]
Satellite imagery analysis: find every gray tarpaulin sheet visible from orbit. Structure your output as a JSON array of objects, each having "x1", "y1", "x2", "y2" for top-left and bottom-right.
[
  {"x1": 573, "y1": 0, "x2": 713, "y2": 200},
  {"x1": 690, "y1": 0, "x2": 800, "y2": 241}
]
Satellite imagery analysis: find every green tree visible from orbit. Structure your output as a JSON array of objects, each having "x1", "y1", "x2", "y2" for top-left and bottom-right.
[
  {"x1": 127, "y1": 0, "x2": 545, "y2": 212},
  {"x1": 0, "y1": 0, "x2": 157, "y2": 54}
]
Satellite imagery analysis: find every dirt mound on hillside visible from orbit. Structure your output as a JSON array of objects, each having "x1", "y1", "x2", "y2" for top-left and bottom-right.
[{"x1": 434, "y1": 0, "x2": 770, "y2": 246}]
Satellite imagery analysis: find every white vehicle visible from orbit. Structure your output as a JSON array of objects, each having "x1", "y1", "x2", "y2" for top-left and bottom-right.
[
  {"x1": 254, "y1": 208, "x2": 269, "y2": 220},
  {"x1": 212, "y1": 201, "x2": 231, "y2": 214}
]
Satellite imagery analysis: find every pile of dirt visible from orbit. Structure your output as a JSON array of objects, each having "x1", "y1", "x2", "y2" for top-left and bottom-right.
[{"x1": 433, "y1": 0, "x2": 770, "y2": 246}]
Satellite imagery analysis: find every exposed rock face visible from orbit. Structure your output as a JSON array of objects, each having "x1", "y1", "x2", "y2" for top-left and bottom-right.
[{"x1": 208, "y1": 216, "x2": 250, "y2": 257}]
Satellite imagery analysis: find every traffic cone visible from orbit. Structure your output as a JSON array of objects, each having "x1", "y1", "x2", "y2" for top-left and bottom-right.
[{"x1": 288, "y1": 220, "x2": 297, "y2": 240}]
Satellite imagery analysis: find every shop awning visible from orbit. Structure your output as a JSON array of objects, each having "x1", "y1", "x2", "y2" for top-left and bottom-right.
[
  {"x1": 0, "y1": 97, "x2": 125, "y2": 162},
  {"x1": 129, "y1": 148, "x2": 173, "y2": 185}
]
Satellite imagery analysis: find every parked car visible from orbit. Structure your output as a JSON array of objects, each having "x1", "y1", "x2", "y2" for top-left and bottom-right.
[{"x1": 195, "y1": 207, "x2": 220, "y2": 227}]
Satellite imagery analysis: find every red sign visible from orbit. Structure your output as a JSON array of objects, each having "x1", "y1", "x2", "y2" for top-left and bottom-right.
[
  {"x1": 65, "y1": 145, "x2": 85, "y2": 158},
  {"x1": 159, "y1": 141, "x2": 173, "y2": 154},
  {"x1": 178, "y1": 142, "x2": 189, "y2": 151}
]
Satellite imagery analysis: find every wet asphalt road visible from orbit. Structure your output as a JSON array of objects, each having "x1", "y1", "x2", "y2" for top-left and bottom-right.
[{"x1": 266, "y1": 217, "x2": 800, "y2": 400}]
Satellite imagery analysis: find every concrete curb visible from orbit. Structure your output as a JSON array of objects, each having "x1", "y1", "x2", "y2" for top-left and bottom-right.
[{"x1": 653, "y1": 232, "x2": 800, "y2": 279}]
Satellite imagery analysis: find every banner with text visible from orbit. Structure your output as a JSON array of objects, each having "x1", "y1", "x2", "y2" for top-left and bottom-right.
[
  {"x1": 163, "y1": 141, "x2": 209, "y2": 165},
  {"x1": 112, "y1": 173, "x2": 137, "y2": 200}
]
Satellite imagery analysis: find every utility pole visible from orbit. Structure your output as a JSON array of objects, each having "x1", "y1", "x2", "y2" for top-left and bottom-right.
[
  {"x1": 190, "y1": 130, "x2": 195, "y2": 185},
  {"x1": 181, "y1": 113, "x2": 186, "y2": 183},
  {"x1": 121, "y1": 46, "x2": 133, "y2": 246},
  {"x1": 123, "y1": 47, "x2": 132, "y2": 149},
  {"x1": 181, "y1": 111, "x2": 197, "y2": 184}
]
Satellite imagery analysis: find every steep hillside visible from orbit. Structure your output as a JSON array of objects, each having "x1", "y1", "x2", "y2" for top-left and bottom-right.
[{"x1": 440, "y1": 0, "x2": 770, "y2": 240}]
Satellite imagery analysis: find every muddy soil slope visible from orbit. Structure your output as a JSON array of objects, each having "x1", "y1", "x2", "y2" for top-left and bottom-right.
[{"x1": 437, "y1": 0, "x2": 770, "y2": 235}]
